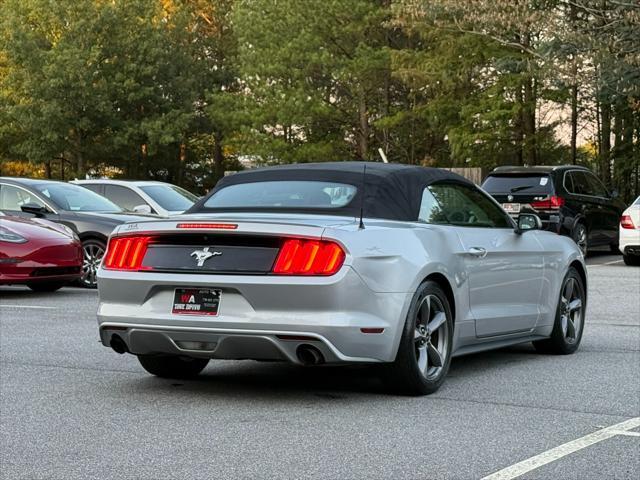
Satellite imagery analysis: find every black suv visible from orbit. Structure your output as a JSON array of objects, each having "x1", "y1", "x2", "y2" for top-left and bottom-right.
[{"x1": 482, "y1": 165, "x2": 625, "y2": 255}]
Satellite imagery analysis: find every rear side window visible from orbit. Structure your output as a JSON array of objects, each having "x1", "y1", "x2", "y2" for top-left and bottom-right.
[
  {"x1": 139, "y1": 185, "x2": 197, "y2": 212},
  {"x1": 427, "y1": 183, "x2": 513, "y2": 228},
  {"x1": 80, "y1": 184, "x2": 103, "y2": 195},
  {"x1": 568, "y1": 171, "x2": 594, "y2": 196},
  {"x1": 482, "y1": 174, "x2": 553, "y2": 195},
  {"x1": 584, "y1": 173, "x2": 608, "y2": 197},
  {"x1": 104, "y1": 185, "x2": 147, "y2": 211},
  {"x1": 204, "y1": 181, "x2": 357, "y2": 209}
]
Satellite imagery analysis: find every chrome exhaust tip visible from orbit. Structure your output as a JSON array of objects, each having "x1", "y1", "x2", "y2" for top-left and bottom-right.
[
  {"x1": 296, "y1": 344, "x2": 325, "y2": 366},
  {"x1": 110, "y1": 334, "x2": 128, "y2": 354}
]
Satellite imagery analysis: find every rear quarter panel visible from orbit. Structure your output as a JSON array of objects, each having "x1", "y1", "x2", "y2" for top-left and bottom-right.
[
  {"x1": 533, "y1": 230, "x2": 586, "y2": 327},
  {"x1": 324, "y1": 221, "x2": 473, "y2": 352}
]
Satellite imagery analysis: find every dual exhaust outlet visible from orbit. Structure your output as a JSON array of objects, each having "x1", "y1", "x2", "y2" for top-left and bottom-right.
[{"x1": 110, "y1": 334, "x2": 326, "y2": 366}]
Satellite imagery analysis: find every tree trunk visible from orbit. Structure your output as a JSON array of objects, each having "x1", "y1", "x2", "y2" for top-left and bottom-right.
[
  {"x1": 522, "y1": 76, "x2": 537, "y2": 165},
  {"x1": 600, "y1": 100, "x2": 612, "y2": 187},
  {"x1": 44, "y1": 161, "x2": 52, "y2": 179},
  {"x1": 357, "y1": 95, "x2": 369, "y2": 160},
  {"x1": 76, "y1": 153, "x2": 83, "y2": 178},
  {"x1": 213, "y1": 133, "x2": 225, "y2": 183},
  {"x1": 570, "y1": 83, "x2": 578, "y2": 164},
  {"x1": 177, "y1": 142, "x2": 187, "y2": 185},
  {"x1": 569, "y1": 2, "x2": 578, "y2": 165},
  {"x1": 139, "y1": 143, "x2": 148, "y2": 179}
]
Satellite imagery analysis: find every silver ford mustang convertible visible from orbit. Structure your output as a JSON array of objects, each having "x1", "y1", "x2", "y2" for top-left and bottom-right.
[{"x1": 97, "y1": 162, "x2": 587, "y2": 395}]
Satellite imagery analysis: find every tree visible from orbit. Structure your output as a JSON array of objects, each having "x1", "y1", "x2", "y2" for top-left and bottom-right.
[
  {"x1": 0, "y1": 0, "x2": 200, "y2": 180},
  {"x1": 394, "y1": 0, "x2": 570, "y2": 167},
  {"x1": 233, "y1": 0, "x2": 397, "y2": 164}
]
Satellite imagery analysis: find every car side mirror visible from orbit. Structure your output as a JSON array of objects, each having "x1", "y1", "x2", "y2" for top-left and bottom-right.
[
  {"x1": 516, "y1": 213, "x2": 542, "y2": 234},
  {"x1": 610, "y1": 189, "x2": 619, "y2": 199},
  {"x1": 132, "y1": 204, "x2": 152, "y2": 214},
  {"x1": 20, "y1": 203, "x2": 47, "y2": 217}
]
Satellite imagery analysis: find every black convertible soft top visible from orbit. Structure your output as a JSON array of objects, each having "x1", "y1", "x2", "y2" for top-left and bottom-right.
[{"x1": 188, "y1": 162, "x2": 472, "y2": 221}]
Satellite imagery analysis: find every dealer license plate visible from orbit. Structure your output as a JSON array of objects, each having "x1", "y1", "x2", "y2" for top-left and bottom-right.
[
  {"x1": 172, "y1": 288, "x2": 221, "y2": 316},
  {"x1": 502, "y1": 203, "x2": 521, "y2": 214}
]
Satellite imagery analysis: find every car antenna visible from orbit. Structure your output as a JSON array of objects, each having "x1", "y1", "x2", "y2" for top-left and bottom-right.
[{"x1": 358, "y1": 163, "x2": 366, "y2": 229}]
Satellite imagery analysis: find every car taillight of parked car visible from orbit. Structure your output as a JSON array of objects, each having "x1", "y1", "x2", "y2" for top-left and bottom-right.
[
  {"x1": 272, "y1": 239, "x2": 345, "y2": 276},
  {"x1": 102, "y1": 234, "x2": 345, "y2": 275},
  {"x1": 103, "y1": 235, "x2": 152, "y2": 270},
  {"x1": 530, "y1": 195, "x2": 565, "y2": 210},
  {"x1": 620, "y1": 215, "x2": 636, "y2": 229}
]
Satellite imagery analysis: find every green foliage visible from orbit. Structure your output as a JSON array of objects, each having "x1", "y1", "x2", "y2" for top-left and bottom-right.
[{"x1": 0, "y1": 0, "x2": 637, "y2": 200}]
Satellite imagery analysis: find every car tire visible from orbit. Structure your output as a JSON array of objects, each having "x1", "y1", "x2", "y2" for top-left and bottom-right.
[
  {"x1": 27, "y1": 282, "x2": 66, "y2": 292},
  {"x1": 623, "y1": 254, "x2": 640, "y2": 266},
  {"x1": 137, "y1": 355, "x2": 209, "y2": 379},
  {"x1": 533, "y1": 267, "x2": 586, "y2": 355},
  {"x1": 385, "y1": 281, "x2": 454, "y2": 395},
  {"x1": 80, "y1": 238, "x2": 106, "y2": 289},
  {"x1": 571, "y1": 222, "x2": 588, "y2": 256}
]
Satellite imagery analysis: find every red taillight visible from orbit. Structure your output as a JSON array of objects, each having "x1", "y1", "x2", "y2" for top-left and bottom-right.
[
  {"x1": 272, "y1": 239, "x2": 345, "y2": 276},
  {"x1": 103, "y1": 236, "x2": 151, "y2": 270},
  {"x1": 530, "y1": 195, "x2": 565, "y2": 210},
  {"x1": 621, "y1": 215, "x2": 636, "y2": 229},
  {"x1": 176, "y1": 223, "x2": 238, "y2": 230}
]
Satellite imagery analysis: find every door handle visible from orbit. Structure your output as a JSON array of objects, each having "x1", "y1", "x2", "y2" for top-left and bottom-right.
[{"x1": 468, "y1": 247, "x2": 488, "y2": 258}]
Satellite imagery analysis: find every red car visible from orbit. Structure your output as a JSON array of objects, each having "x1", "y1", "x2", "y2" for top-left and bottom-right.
[{"x1": 0, "y1": 212, "x2": 82, "y2": 292}]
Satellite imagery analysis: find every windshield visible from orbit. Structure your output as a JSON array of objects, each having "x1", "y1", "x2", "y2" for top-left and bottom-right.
[
  {"x1": 482, "y1": 174, "x2": 553, "y2": 195},
  {"x1": 139, "y1": 184, "x2": 198, "y2": 212},
  {"x1": 204, "y1": 181, "x2": 357, "y2": 209},
  {"x1": 34, "y1": 183, "x2": 123, "y2": 212}
]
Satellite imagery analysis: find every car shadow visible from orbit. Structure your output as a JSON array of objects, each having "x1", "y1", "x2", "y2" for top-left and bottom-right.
[
  {"x1": 125, "y1": 343, "x2": 541, "y2": 399},
  {"x1": 0, "y1": 286, "x2": 92, "y2": 298}
]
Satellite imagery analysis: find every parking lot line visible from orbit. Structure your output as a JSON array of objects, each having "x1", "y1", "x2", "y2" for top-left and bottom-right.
[
  {"x1": 481, "y1": 417, "x2": 640, "y2": 480},
  {"x1": 587, "y1": 259, "x2": 624, "y2": 267},
  {"x1": 0, "y1": 304, "x2": 57, "y2": 309}
]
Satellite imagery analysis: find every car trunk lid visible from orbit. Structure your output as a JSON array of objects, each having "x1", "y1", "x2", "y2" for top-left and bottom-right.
[{"x1": 107, "y1": 213, "x2": 355, "y2": 274}]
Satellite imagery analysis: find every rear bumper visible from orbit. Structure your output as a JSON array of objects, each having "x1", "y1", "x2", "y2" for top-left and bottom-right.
[
  {"x1": 97, "y1": 267, "x2": 412, "y2": 363},
  {"x1": 619, "y1": 227, "x2": 640, "y2": 255},
  {"x1": 622, "y1": 245, "x2": 640, "y2": 256}
]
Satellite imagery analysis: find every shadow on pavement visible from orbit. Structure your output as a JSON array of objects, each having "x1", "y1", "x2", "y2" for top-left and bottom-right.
[{"x1": 120, "y1": 343, "x2": 541, "y2": 399}]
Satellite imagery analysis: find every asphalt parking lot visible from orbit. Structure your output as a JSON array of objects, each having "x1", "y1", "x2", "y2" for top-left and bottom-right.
[{"x1": 1, "y1": 252, "x2": 638, "y2": 480}]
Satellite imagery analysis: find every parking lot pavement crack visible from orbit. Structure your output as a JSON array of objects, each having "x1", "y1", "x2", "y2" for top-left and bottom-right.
[{"x1": 430, "y1": 394, "x2": 634, "y2": 420}]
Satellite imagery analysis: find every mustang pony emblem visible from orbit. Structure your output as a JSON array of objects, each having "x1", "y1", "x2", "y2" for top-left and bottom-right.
[{"x1": 190, "y1": 247, "x2": 222, "y2": 267}]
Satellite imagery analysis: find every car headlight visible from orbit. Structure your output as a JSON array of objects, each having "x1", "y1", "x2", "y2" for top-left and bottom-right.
[{"x1": 0, "y1": 226, "x2": 27, "y2": 243}]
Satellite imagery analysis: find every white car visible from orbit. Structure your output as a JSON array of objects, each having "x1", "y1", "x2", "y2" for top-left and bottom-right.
[
  {"x1": 73, "y1": 180, "x2": 199, "y2": 217},
  {"x1": 620, "y1": 196, "x2": 640, "y2": 266}
]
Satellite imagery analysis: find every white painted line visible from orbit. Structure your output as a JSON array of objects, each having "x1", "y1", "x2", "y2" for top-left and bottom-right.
[
  {"x1": 482, "y1": 417, "x2": 640, "y2": 480},
  {"x1": 588, "y1": 259, "x2": 624, "y2": 267},
  {"x1": 0, "y1": 304, "x2": 56, "y2": 309},
  {"x1": 613, "y1": 430, "x2": 640, "y2": 437}
]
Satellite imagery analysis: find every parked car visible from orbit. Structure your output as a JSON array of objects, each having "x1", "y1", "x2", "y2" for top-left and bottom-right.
[
  {"x1": 0, "y1": 178, "x2": 149, "y2": 288},
  {"x1": 481, "y1": 165, "x2": 625, "y2": 255},
  {"x1": 620, "y1": 196, "x2": 640, "y2": 266},
  {"x1": 97, "y1": 162, "x2": 586, "y2": 395},
  {"x1": 73, "y1": 179, "x2": 198, "y2": 217},
  {"x1": 0, "y1": 211, "x2": 82, "y2": 291}
]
